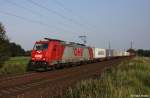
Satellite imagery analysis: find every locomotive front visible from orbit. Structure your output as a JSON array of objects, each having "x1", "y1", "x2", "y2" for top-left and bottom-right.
[
  {"x1": 28, "y1": 41, "x2": 49, "y2": 71},
  {"x1": 32, "y1": 41, "x2": 48, "y2": 61}
]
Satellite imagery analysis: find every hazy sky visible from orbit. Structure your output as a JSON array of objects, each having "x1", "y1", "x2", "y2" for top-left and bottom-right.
[{"x1": 0, "y1": 0, "x2": 150, "y2": 50}]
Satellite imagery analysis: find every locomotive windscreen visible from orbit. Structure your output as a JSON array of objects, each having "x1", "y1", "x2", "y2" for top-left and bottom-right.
[{"x1": 33, "y1": 43, "x2": 48, "y2": 50}]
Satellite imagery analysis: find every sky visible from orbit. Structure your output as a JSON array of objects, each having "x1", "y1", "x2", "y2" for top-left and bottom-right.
[{"x1": 0, "y1": 0, "x2": 150, "y2": 50}]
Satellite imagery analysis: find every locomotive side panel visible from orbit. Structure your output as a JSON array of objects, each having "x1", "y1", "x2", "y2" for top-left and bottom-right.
[
  {"x1": 61, "y1": 45, "x2": 92, "y2": 63},
  {"x1": 61, "y1": 46, "x2": 80, "y2": 63},
  {"x1": 88, "y1": 47, "x2": 94, "y2": 60},
  {"x1": 46, "y1": 41, "x2": 65, "y2": 65},
  {"x1": 82, "y1": 47, "x2": 90, "y2": 61}
]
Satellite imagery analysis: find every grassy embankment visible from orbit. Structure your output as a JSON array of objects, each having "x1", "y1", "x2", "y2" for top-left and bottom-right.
[
  {"x1": 63, "y1": 57, "x2": 150, "y2": 98},
  {"x1": 0, "y1": 57, "x2": 30, "y2": 75}
]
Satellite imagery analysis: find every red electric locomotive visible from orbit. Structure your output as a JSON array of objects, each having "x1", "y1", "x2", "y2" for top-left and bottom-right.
[{"x1": 27, "y1": 38, "x2": 93, "y2": 71}]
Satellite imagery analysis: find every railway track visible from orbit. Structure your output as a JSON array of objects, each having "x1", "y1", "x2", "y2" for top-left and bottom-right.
[
  {"x1": 0, "y1": 57, "x2": 131, "y2": 98},
  {"x1": 0, "y1": 72, "x2": 36, "y2": 82}
]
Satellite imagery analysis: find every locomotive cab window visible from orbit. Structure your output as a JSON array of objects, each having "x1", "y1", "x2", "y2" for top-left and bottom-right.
[{"x1": 34, "y1": 43, "x2": 48, "y2": 50}]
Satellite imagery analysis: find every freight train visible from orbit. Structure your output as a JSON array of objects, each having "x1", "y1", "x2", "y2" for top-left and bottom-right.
[{"x1": 27, "y1": 38, "x2": 130, "y2": 71}]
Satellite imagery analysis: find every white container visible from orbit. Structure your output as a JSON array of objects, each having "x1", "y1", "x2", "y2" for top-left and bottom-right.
[
  {"x1": 124, "y1": 51, "x2": 130, "y2": 56},
  {"x1": 93, "y1": 48, "x2": 106, "y2": 58},
  {"x1": 118, "y1": 51, "x2": 123, "y2": 56}
]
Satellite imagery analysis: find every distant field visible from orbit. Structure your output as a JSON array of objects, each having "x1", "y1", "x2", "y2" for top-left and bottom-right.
[
  {"x1": 63, "y1": 57, "x2": 150, "y2": 98},
  {"x1": 4, "y1": 57, "x2": 30, "y2": 65},
  {"x1": 0, "y1": 57, "x2": 30, "y2": 75}
]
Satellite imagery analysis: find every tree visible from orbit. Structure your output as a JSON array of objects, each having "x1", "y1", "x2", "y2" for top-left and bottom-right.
[
  {"x1": 25, "y1": 50, "x2": 31, "y2": 56},
  {"x1": 9, "y1": 42, "x2": 25, "y2": 57},
  {"x1": 137, "y1": 49, "x2": 150, "y2": 57},
  {"x1": 0, "y1": 22, "x2": 10, "y2": 65},
  {"x1": 127, "y1": 48, "x2": 136, "y2": 56},
  {"x1": 0, "y1": 22, "x2": 6, "y2": 40},
  {"x1": 137, "y1": 49, "x2": 144, "y2": 56}
]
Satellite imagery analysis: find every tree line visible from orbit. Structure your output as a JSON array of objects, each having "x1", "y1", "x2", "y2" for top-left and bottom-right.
[
  {"x1": 0, "y1": 22, "x2": 30, "y2": 64},
  {"x1": 136, "y1": 49, "x2": 150, "y2": 57}
]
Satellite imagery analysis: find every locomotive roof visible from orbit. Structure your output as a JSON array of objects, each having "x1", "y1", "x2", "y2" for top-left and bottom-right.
[
  {"x1": 44, "y1": 38, "x2": 64, "y2": 42},
  {"x1": 44, "y1": 38, "x2": 86, "y2": 47},
  {"x1": 36, "y1": 41, "x2": 49, "y2": 43},
  {"x1": 35, "y1": 38, "x2": 87, "y2": 47}
]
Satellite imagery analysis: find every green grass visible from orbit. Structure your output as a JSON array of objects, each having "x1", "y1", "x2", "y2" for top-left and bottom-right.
[
  {"x1": 0, "y1": 56, "x2": 30, "y2": 75},
  {"x1": 62, "y1": 57, "x2": 150, "y2": 98}
]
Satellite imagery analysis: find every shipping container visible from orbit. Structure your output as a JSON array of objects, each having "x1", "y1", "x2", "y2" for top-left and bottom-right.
[
  {"x1": 106, "y1": 49, "x2": 113, "y2": 57},
  {"x1": 93, "y1": 48, "x2": 106, "y2": 59}
]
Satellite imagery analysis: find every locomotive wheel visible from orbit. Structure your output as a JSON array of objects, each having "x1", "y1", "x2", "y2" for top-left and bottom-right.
[
  {"x1": 26, "y1": 60, "x2": 34, "y2": 71},
  {"x1": 55, "y1": 64, "x2": 61, "y2": 69},
  {"x1": 45, "y1": 66, "x2": 53, "y2": 71}
]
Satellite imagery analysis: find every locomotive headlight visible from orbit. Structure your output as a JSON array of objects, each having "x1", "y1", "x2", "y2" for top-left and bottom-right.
[
  {"x1": 35, "y1": 54, "x2": 42, "y2": 58},
  {"x1": 32, "y1": 58, "x2": 35, "y2": 60},
  {"x1": 43, "y1": 58, "x2": 46, "y2": 60}
]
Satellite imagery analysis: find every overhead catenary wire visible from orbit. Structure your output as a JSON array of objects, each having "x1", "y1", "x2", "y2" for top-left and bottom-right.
[
  {"x1": 5, "y1": 0, "x2": 94, "y2": 34},
  {"x1": 0, "y1": 10, "x2": 69, "y2": 32},
  {"x1": 4, "y1": 0, "x2": 82, "y2": 33},
  {"x1": 1, "y1": 0, "x2": 96, "y2": 35},
  {"x1": 27, "y1": 0, "x2": 73, "y2": 22},
  {"x1": 53, "y1": 0, "x2": 72, "y2": 13},
  {"x1": 53, "y1": 0, "x2": 98, "y2": 33},
  {"x1": 27, "y1": 0, "x2": 94, "y2": 33},
  {"x1": 5, "y1": 0, "x2": 43, "y2": 16}
]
